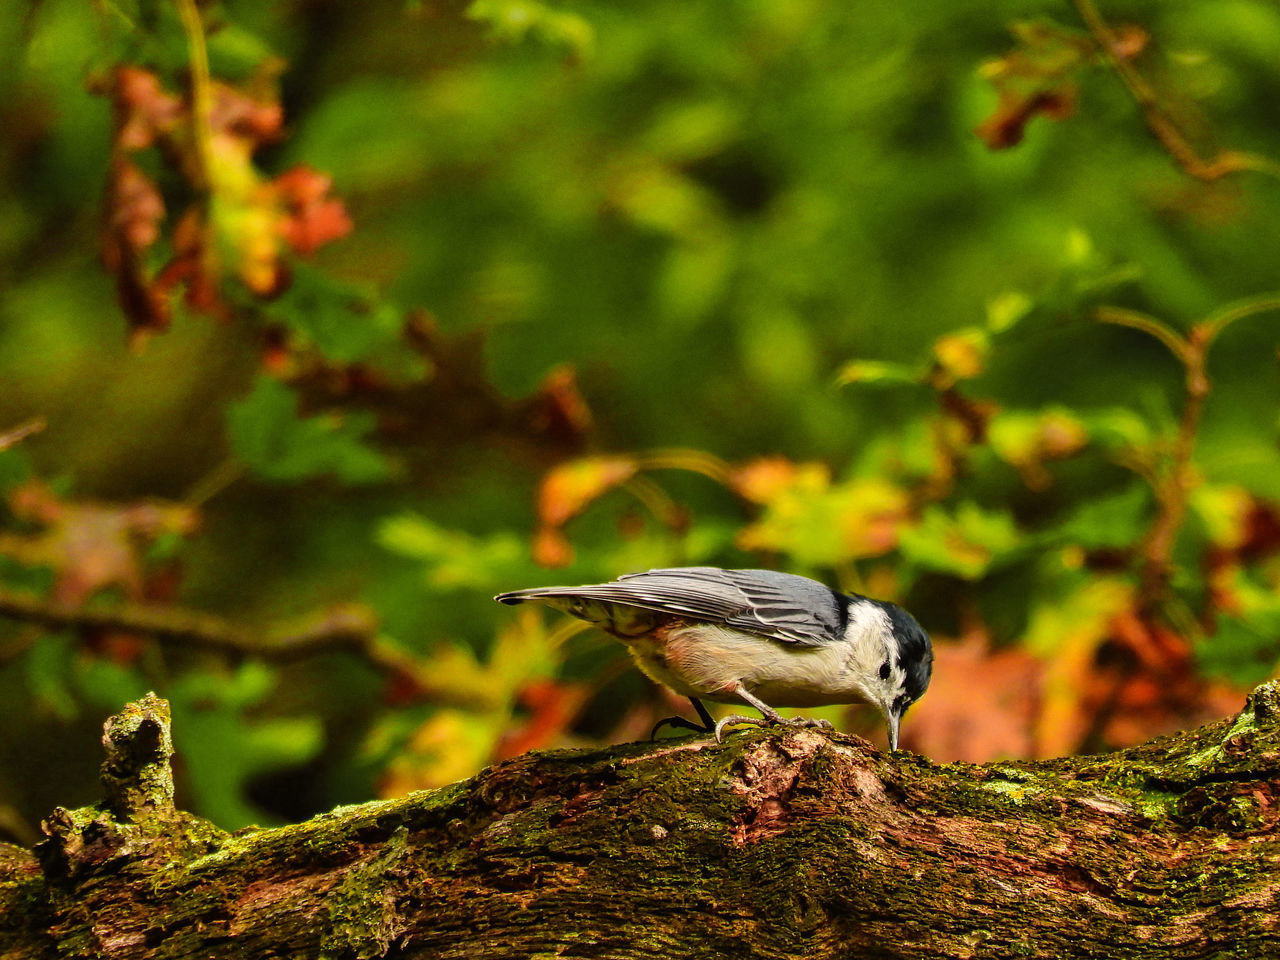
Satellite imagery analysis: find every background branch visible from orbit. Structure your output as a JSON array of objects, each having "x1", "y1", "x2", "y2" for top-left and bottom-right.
[
  {"x1": 0, "y1": 588, "x2": 498, "y2": 710},
  {"x1": 1072, "y1": 0, "x2": 1280, "y2": 181}
]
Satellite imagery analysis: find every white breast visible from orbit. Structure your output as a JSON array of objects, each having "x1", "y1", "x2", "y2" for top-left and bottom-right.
[{"x1": 624, "y1": 623, "x2": 875, "y2": 708}]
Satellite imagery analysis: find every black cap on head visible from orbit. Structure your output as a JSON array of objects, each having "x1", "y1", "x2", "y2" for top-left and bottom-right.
[{"x1": 882, "y1": 602, "x2": 933, "y2": 706}]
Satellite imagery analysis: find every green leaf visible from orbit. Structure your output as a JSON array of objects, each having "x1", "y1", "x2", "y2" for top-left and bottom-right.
[
  {"x1": 169, "y1": 662, "x2": 324, "y2": 829},
  {"x1": 1080, "y1": 409, "x2": 1154, "y2": 452},
  {"x1": 1053, "y1": 484, "x2": 1152, "y2": 550},
  {"x1": 205, "y1": 23, "x2": 278, "y2": 81},
  {"x1": 24, "y1": 632, "x2": 77, "y2": 722},
  {"x1": 267, "y1": 263, "x2": 416, "y2": 369},
  {"x1": 1198, "y1": 614, "x2": 1280, "y2": 686},
  {"x1": 227, "y1": 376, "x2": 394, "y2": 485},
  {"x1": 898, "y1": 503, "x2": 1022, "y2": 580},
  {"x1": 466, "y1": 0, "x2": 595, "y2": 58},
  {"x1": 0, "y1": 448, "x2": 31, "y2": 499},
  {"x1": 836, "y1": 359, "x2": 924, "y2": 387},
  {"x1": 985, "y1": 290, "x2": 1033, "y2": 333},
  {"x1": 377, "y1": 514, "x2": 530, "y2": 589}
]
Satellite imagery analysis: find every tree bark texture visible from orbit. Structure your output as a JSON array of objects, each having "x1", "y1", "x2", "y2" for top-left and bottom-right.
[{"x1": 4, "y1": 686, "x2": 1280, "y2": 959}]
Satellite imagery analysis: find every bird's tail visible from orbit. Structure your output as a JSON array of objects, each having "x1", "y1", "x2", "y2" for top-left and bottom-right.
[
  {"x1": 494, "y1": 586, "x2": 657, "y2": 637},
  {"x1": 493, "y1": 586, "x2": 575, "y2": 606}
]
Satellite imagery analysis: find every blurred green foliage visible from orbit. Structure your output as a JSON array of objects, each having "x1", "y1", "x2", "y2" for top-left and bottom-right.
[{"x1": 1, "y1": 0, "x2": 1279, "y2": 833}]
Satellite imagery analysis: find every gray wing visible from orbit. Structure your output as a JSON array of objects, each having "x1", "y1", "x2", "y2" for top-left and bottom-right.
[{"x1": 495, "y1": 566, "x2": 846, "y2": 646}]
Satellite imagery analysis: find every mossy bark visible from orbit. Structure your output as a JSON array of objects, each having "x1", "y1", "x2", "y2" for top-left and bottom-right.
[{"x1": 4, "y1": 685, "x2": 1280, "y2": 958}]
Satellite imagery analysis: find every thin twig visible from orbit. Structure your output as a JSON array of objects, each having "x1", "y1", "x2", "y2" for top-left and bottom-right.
[
  {"x1": 173, "y1": 0, "x2": 215, "y2": 189},
  {"x1": 1094, "y1": 306, "x2": 1190, "y2": 364},
  {"x1": 637, "y1": 448, "x2": 738, "y2": 486},
  {"x1": 1071, "y1": 0, "x2": 1280, "y2": 182},
  {"x1": 0, "y1": 417, "x2": 46, "y2": 452},
  {"x1": 184, "y1": 457, "x2": 245, "y2": 508},
  {"x1": 1197, "y1": 293, "x2": 1280, "y2": 346}
]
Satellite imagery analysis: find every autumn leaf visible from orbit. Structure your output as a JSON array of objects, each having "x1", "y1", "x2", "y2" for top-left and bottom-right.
[
  {"x1": 274, "y1": 165, "x2": 354, "y2": 256},
  {"x1": 3, "y1": 481, "x2": 198, "y2": 605},
  {"x1": 106, "y1": 65, "x2": 183, "y2": 151},
  {"x1": 974, "y1": 20, "x2": 1096, "y2": 150},
  {"x1": 102, "y1": 156, "x2": 171, "y2": 334},
  {"x1": 537, "y1": 456, "x2": 638, "y2": 529},
  {"x1": 379, "y1": 709, "x2": 503, "y2": 795},
  {"x1": 729, "y1": 456, "x2": 804, "y2": 505},
  {"x1": 988, "y1": 407, "x2": 1089, "y2": 490},
  {"x1": 526, "y1": 364, "x2": 594, "y2": 443},
  {"x1": 98, "y1": 66, "x2": 352, "y2": 337},
  {"x1": 906, "y1": 634, "x2": 1041, "y2": 762},
  {"x1": 497, "y1": 678, "x2": 589, "y2": 758},
  {"x1": 532, "y1": 524, "x2": 576, "y2": 568},
  {"x1": 932, "y1": 328, "x2": 989, "y2": 383},
  {"x1": 735, "y1": 464, "x2": 911, "y2": 566},
  {"x1": 531, "y1": 455, "x2": 637, "y2": 567},
  {"x1": 1024, "y1": 577, "x2": 1134, "y2": 757}
]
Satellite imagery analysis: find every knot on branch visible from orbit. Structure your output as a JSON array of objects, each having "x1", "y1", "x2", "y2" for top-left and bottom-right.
[
  {"x1": 1246, "y1": 680, "x2": 1280, "y2": 724},
  {"x1": 730, "y1": 729, "x2": 886, "y2": 845},
  {"x1": 35, "y1": 694, "x2": 225, "y2": 883},
  {"x1": 100, "y1": 691, "x2": 175, "y2": 821}
]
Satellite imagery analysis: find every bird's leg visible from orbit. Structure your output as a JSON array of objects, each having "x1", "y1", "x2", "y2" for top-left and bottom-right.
[
  {"x1": 713, "y1": 682, "x2": 835, "y2": 743},
  {"x1": 650, "y1": 697, "x2": 716, "y2": 740}
]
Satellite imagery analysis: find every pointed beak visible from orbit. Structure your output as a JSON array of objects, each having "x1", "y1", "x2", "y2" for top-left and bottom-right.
[{"x1": 886, "y1": 709, "x2": 901, "y2": 752}]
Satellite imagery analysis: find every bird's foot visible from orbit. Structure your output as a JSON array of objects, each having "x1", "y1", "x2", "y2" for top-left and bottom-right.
[
  {"x1": 650, "y1": 716, "x2": 713, "y2": 741},
  {"x1": 712, "y1": 713, "x2": 834, "y2": 744},
  {"x1": 650, "y1": 698, "x2": 717, "y2": 741},
  {"x1": 712, "y1": 714, "x2": 764, "y2": 743}
]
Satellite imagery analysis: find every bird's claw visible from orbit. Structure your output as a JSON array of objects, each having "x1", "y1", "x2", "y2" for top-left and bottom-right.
[
  {"x1": 713, "y1": 714, "x2": 765, "y2": 743},
  {"x1": 713, "y1": 713, "x2": 835, "y2": 744},
  {"x1": 650, "y1": 716, "x2": 712, "y2": 741}
]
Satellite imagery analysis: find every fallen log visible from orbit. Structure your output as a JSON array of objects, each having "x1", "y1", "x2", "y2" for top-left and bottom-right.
[{"x1": 3, "y1": 685, "x2": 1279, "y2": 958}]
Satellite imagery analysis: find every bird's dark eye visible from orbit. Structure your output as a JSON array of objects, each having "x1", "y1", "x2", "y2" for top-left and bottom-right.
[{"x1": 878, "y1": 661, "x2": 891, "y2": 681}]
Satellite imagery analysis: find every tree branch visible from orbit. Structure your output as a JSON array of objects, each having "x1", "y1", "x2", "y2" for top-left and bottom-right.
[
  {"x1": 0, "y1": 587, "x2": 499, "y2": 710},
  {"x1": 0, "y1": 417, "x2": 45, "y2": 452},
  {"x1": 6, "y1": 686, "x2": 1280, "y2": 958}
]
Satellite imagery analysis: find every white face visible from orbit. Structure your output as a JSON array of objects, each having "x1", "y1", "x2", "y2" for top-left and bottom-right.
[{"x1": 842, "y1": 600, "x2": 920, "y2": 749}]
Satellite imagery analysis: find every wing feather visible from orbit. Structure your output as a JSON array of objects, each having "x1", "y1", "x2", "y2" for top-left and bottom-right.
[{"x1": 496, "y1": 567, "x2": 846, "y2": 646}]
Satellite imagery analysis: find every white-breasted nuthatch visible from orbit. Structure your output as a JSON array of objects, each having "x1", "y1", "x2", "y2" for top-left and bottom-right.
[{"x1": 495, "y1": 566, "x2": 933, "y2": 749}]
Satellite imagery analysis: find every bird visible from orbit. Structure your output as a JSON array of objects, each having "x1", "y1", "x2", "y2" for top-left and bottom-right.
[{"x1": 494, "y1": 566, "x2": 933, "y2": 749}]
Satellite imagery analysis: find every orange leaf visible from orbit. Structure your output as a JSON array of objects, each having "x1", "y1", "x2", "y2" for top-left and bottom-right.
[
  {"x1": 108, "y1": 65, "x2": 183, "y2": 152},
  {"x1": 207, "y1": 80, "x2": 283, "y2": 146},
  {"x1": 933, "y1": 329, "x2": 988, "y2": 381},
  {"x1": 533, "y1": 526, "x2": 575, "y2": 568},
  {"x1": 3, "y1": 481, "x2": 198, "y2": 606},
  {"x1": 96, "y1": 66, "x2": 351, "y2": 330},
  {"x1": 729, "y1": 456, "x2": 801, "y2": 505},
  {"x1": 537, "y1": 456, "x2": 638, "y2": 528},
  {"x1": 1026, "y1": 578, "x2": 1134, "y2": 757},
  {"x1": 275, "y1": 165, "x2": 353, "y2": 256},
  {"x1": 906, "y1": 634, "x2": 1040, "y2": 762},
  {"x1": 496, "y1": 679, "x2": 589, "y2": 758}
]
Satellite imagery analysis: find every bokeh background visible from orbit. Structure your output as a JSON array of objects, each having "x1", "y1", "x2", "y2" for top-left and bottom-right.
[{"x1": 2, "y1": 0, "x2": 1279, "y2": 836}]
